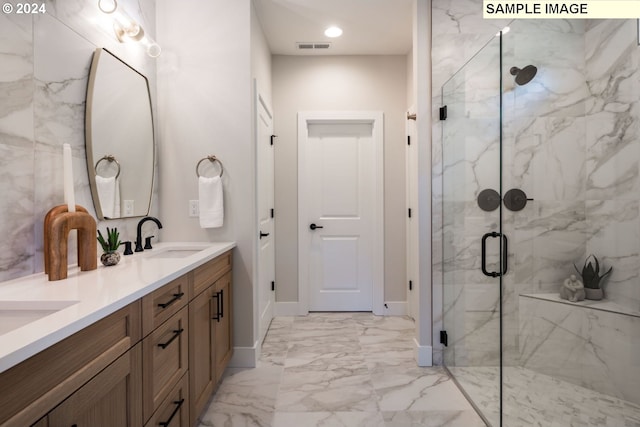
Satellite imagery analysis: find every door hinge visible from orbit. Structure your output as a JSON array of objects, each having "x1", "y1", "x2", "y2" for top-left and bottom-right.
[
  {"x1": 271, "y1": 208, "x2": 274, "y2": 218},
  {"x1": 270, "y1": 134, "x2": 277, "y2": 146},
  {"x1": 407, "y1": 135, "x2": 411, "y2": 146},
  {"x1": 408, "y1": 208, "x2": 412, "y2": 218},
  {"x1": 271, "y1": 281, "x2": 275, "y2": 291},
  {"x1": 409, "y1": 280, "x2": 413, "y2": 291},
  {"x1": 439, "y1": 105, "x2": 447, "y2": 121},
  {"x1": 440, "y1": 330, "x2": 448, "y2": 347}
]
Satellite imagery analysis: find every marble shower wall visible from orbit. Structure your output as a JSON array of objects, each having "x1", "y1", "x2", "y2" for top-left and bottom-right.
[
  {"x1": 584, "y1": 20, "x2": 640, "y2": 312},
  {"x1": 435, "y1": 0, "x2": 640, "y2": 372},
  {"x1": 0, "y1": 0, "x2": 158, "y2": 283}
]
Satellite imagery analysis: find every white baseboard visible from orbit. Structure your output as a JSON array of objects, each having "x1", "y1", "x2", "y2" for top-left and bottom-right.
[
  {"x1": 383, "y1": 301, "x2": 407, "y2": 316},
  {"x1": 229, "y1": 341, "x2": 259, "y2": 368},
  {"x1": 275, "y1": 301, "x2": 300, "y2": 316},
  {"x1": 414, "y1": 338, "x2": 433, "y2": 366}
]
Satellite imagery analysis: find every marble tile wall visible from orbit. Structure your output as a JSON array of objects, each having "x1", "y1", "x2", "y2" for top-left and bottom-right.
[
  {"x1": 519, "y1": 295, "x2": 640, "y2": 405},
  {"x1": 0, "y1": 0, "x2": 158, "y2": 282},
  {"x1": 435, "y1": 0, "x2": 640, "y2": 369}
]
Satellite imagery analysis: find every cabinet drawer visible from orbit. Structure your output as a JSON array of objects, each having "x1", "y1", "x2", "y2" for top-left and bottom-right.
[
  {"x1": 48, "y1": 343, "x2": 143, "y2": 427},
  {"x1": 142, "y1": 274, "x2": 190, "y2": 336},
  {"x1": 191, "y1": 251, "x2": 232, "y2": 298},
  {"x1": 144, "y1": 373, "x2": 189, "y2": 427},
  {"x1": 142, "y1": 306, "x2": 189, "y2": 422},
  {"x1": 0, "y1": 301, "x2": 141, "y2": 427}
]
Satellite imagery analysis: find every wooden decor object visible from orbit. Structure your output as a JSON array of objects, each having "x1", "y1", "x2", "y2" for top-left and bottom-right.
[
  {"x1": 44, "y1": 205, "x2": 97, "y2": 281},
  {"x1": 44, "y1": 205, "x2": 88, "y2": 274}
]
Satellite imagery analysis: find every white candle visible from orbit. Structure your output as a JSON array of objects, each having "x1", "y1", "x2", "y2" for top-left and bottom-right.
[{"x1": 63, "y1": 144, "x2": 76, "y2": 212}]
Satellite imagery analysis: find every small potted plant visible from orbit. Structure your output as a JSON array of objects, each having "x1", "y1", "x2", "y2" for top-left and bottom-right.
[
  {"x1": 97, "y1": 227, "x2": 123, "y2": 266},
  {"x1": 574, "y1": 254, "x2": 612, "y2": 300}
]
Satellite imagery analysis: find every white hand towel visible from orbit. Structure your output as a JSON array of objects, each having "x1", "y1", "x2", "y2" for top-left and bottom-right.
[
  {"x1": 95, "y1": 175, "x2": 121, "y2": 218},
  {"x1": 199, "y1": 175, "x2": 224, "y2": 228}
]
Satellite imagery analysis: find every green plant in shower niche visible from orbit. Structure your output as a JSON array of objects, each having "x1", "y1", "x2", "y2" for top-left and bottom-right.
[
  {"x1": 574, "y1": 254, "x2": 612, "y2": 289},
  {"x1": 97, "y1": 227, "x2": 122, "y2": 253}
]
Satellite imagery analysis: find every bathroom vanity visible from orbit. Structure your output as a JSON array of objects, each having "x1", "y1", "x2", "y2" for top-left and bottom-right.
[{"x1": 0, "y1": 242, "x2": 235, "y2": 427}]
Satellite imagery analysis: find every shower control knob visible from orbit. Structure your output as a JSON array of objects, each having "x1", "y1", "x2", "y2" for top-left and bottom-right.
[{"x1": 503, "y1": 188, "x2": 533, "y2": 212}]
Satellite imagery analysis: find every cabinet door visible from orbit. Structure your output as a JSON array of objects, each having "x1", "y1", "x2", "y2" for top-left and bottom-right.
[
  {"x1": 188, "y1": 287, "x2": 215, "y2": 426},
  {"x1": 48, "y1": 343, "x2": 142, "y2": 427},
  {"x1": 213, "y1": 271, "x2": 233, "y2": 383},
  {"x1": 143, "y1": 306, "x2": 189, "y2": 422}
]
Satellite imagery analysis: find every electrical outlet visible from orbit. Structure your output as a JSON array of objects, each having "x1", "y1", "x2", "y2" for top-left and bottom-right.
[
  {"x1": 123, "y1": 200, "x2": 134, "y2": 216},
  {"x1": 189, "y1": 200, "x2": 199, "y2": 217}
]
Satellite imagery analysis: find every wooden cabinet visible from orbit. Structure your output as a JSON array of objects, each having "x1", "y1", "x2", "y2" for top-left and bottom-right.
[
  {"x1": 0, "y1": 250, "x2": 233, "y2": 427},
  {"x1": 189, "y1": 251, "x2": 233, "y2": 426},
  {"x1": 143, "y1": 305, "x2": 189, "y2": 422},
  {"x1": 48, "y1": 343, "x2": 143, "y2": 427},
  {"x1": 144, "y1": 373, "x2": 189, "y2": 427},
  {"x1": 0, "y1": 302, "x2": 141, "y2": 427},
  {"x1": 213, "y1": 271, "x2": 233, "y2": 383},
  {"x1": 188, "y1": 286, "x2": 215, "y2": 425},
  {"x1": 142, "y1": 273, "x2": 190, "y2": 336}
]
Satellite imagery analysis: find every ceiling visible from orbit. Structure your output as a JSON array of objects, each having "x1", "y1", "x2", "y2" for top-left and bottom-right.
[{"x1": 252, "y1": 0, "x2": 413, "y2": 56}]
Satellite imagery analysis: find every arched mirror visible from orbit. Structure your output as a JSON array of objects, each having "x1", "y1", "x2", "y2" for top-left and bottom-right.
[{"x1": 85, "y1": 48, "x2": 155, "y2": 219}]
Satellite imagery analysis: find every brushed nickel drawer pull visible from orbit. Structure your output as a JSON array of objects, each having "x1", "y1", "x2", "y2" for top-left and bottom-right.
[
  {"x1": 159, "y1": 398, "x2": 185, "y2": 427},
  {"x1": 157, "y1": 328, "x2": 184, "y2": 349},
  {"x1": 157, "y1": 292, "x2": 184, "y2": 309}
]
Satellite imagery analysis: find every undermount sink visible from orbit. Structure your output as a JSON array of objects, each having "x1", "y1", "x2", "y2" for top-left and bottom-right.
[
  {"x1": 0, "y1": 300, "x2": 79, "y2": 336},
  {"x1": 146, "y1": 247, "x2": 207, "y2": 259}
]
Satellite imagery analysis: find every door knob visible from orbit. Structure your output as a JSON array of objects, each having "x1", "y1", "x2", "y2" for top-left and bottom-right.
[
  {"x1": 259, "y1": 231, "x2": 269, "y2": 239},
  {"x1": 309, "y1": 223, "x2": 324, "y2": 230}
]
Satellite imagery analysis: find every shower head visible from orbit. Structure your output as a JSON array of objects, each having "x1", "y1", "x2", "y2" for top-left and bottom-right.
[{"x1": 510, "y1": 65, "x2": 537, "y2": 86}]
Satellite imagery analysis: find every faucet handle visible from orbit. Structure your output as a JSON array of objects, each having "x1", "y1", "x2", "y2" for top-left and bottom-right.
[
  {"x1": 123, "y1": 241, "x2": 133, "y2": 255},
  {"x1": 144, "y1": 235, "x2": 155, "y2": 250}
]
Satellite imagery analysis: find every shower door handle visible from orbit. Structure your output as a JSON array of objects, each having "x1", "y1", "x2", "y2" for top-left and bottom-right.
[{"x1": 481, "y1": 232, "x2": 508, "y2": 277}]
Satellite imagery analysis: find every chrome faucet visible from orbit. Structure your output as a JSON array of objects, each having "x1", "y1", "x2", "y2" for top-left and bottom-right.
[{"x1": 135, "y1": 216, "x2": 163, "y2": 252}]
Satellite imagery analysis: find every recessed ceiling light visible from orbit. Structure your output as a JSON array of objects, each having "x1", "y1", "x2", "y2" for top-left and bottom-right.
[{"x1": 324, "y1": 26, "x2": 343, "y2": 38}]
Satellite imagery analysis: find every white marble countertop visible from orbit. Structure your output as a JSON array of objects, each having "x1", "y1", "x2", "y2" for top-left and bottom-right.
[{"x1": 0, "y1": 241, "x2": 235, "y2": 374}]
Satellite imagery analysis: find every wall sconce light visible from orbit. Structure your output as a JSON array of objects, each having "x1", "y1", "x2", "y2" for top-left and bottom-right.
[{"x1": 98, "y1": 0, "x2": 161, "y2": 57}]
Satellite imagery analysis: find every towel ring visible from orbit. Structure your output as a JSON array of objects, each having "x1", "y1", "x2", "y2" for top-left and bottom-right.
[
  {"x1": 95, "y1": 154, "x2": 121, "y2": 179},
  {"x1": 196, "y1": 155, "x2": 224, "y2": 178}
]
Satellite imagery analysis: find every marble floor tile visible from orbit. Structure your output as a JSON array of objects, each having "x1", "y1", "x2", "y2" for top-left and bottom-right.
[
  {"x1": 383, "y1": 410, "x2": 488, "y2": 427},
  {"x1": 199, "y1": 313, "x2": 487, "y2": 427},
  {"x1": 199, "y1": 313, "x2": 640, "y2": 426},
  {"x1": 273, "y1": 411, "x2": 386, "y2": 427}
]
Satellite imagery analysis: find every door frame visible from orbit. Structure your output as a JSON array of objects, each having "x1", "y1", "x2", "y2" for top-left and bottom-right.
[{"x1": 297, "y1": 111, "x2": 384, "y2": 315}]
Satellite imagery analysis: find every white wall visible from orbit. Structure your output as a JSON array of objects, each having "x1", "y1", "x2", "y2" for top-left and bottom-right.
[
  {"x1": 156, "y1": 0, "x2": 257, "y2": 355},
  {"x1": 272, "y1": 54, "x2": 408, "y2": 308}
]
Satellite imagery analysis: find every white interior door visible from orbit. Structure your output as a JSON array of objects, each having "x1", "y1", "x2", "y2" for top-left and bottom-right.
[
  {"x1": 298, "y1": 112, "x2": 384, "y2": 313},
  {"x1": 256, "y1": 88, "x2": 274, "y2": 343},
  {"x1": 406, "y1": 108, "x2": 419, "y2": 320}
]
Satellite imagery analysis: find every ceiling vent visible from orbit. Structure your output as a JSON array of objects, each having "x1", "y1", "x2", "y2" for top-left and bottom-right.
[{"x1": 296, "y1": 42, "x2": 331, "y2": 50}]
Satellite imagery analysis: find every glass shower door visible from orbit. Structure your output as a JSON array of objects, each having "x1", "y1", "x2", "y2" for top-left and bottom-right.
[{"x1": 441, "y1": 35, "x2": 503, "y2": 427}]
